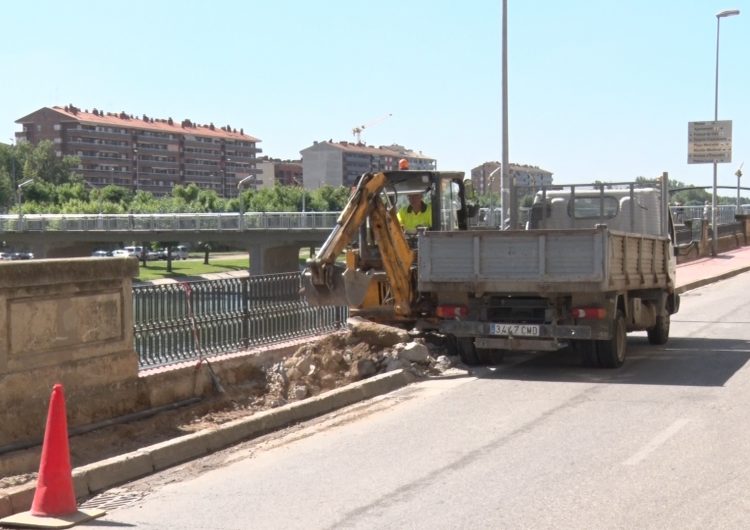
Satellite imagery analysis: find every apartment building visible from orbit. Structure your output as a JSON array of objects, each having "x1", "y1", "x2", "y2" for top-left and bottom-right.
[
  {"x1": 300, "y1": 140, "x2": 437, "y2": 189},
  {"x1": 15, "y1": 105, "x2": 262, "y2": 197},
  {"x1": 255, "y1": 157, "x2": 303, "y2": 189},
  {"x1": 471, "y1": 161, "x2": 553, "y2": 194}
]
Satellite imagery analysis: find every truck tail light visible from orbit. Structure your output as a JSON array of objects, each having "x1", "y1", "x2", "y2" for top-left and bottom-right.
[
  {"x1": 571, "y1": 307, "x2": 607, "y2": 320},
  {"x1": 436, "y1": 305, "x2": 469, "y2": 318}
]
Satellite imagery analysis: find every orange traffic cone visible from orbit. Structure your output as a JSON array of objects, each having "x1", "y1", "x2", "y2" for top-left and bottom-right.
[{"x1": 0, "y1": 384, "x2": 105, "y2": 529}]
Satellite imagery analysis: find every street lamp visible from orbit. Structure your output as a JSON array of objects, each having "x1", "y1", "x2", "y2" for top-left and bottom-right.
[
  {"x1": 9, "y1": 138, "x2": 16, "y2": 193},
  {"x1": 736, "y1": 164, "x2": 744, "y2": 214},
  {"x1": 221, "y1": 157, "x2": 232, "y2": 198},
  {"x1": 502, "y1": 0, "x2": 512, "y2": 229},
  {"x1": 133, "y1": 146, "x2": 139, "y2": 193},
  {"x1": 488, "y1": 165, "x2": 502, "y2": 227},
  {"x1": 711, "y1": 8, "x2": 740, "y2": 255},
  {"x1": 16, "y1": 178, "x2": 34, "y2": 230},
  {"x1": 237, "y1": 174, "x2": 256, "y2": 230}
]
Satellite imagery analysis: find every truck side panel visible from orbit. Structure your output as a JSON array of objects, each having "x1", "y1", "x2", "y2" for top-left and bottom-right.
[
  {"x1": 418, "y1": 229, "x2": 607, "y2": 293},
  {"x1": 608, "y1": 232, "x2": 672, "y2": 291},
  {"x1": 418, "y1": 229, "x2": 673, "y2": 294}
]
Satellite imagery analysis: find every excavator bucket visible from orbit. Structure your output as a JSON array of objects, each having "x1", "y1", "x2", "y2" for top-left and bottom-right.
[
  {"x1": 301, "y1": 265, "x2": 347, "y2": 307},
  {"x1": 301, "y1": 264, "x2": 372, "y2": 308},
  {"x1": 342, "y1": 268, "x2": 373, "y2": 307}
]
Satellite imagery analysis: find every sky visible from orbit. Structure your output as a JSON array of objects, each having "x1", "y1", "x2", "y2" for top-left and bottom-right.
[{"x1": 2, "y1": 0, "x2": 747, "y2": 189}]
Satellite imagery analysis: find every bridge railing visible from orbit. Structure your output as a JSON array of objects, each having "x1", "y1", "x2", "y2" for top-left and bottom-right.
[
  {"x1": 671, "y1": 205, "x2": 747, "y2": 225},
  {"x1": 0, "y1": 212, "x2": 341, "y2": 232},
  {"x1": 133, "y1": 272, "x2": 348, "y2": 369},
  {"x1": 2, "y1": 206, "x2": 746, "y2": 233}
]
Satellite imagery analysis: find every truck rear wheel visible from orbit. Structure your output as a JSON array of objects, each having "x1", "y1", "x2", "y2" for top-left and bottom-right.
[
  {"x1": 456, "y1": 337, "x2": 480, "y2": 366},
  {"x1": 596, "y1": 311, "x2": 626, "y2": 368},
  {"x1": 647, "y1": 314, "x2": 670, "y2": 345}
]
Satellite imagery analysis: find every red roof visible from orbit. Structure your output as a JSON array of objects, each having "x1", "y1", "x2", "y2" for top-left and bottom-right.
[{"x1": 50, "y1": 106, "x2": 260, "y2": 142}]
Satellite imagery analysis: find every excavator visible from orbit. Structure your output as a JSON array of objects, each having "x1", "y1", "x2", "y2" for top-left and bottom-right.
[{"x1": 302, "y1": 168, "x2": 476, "y2": 325}]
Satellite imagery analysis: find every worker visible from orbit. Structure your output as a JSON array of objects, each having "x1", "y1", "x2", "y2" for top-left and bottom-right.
[{"x1": 398, "y1": 192, "x2": 432, "y2": 232}]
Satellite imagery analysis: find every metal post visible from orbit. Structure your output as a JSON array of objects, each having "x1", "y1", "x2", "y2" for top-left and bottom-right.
[
  {"x1": 9, "y1": 138, "x2": 16, "y2": 195},
  {"x1": 712, "y1": 9, "x2": 740, "y2": 255},
  {"x1": 502, "y1": 0, "x2": 512, "y2": 229},
  {"x1": 237, "y1": 175, "x2": 256, "y2": 231},
  {"x1": 711, "y1": 15, "x2": 720, "y2": 256},
  {"x1": 488, "y1": 165, "x2": 502, "y2": 227},
  {"x1": 16, "y1": 178, "x2": 33, "y2": 231},
  {"x1": 738, "y1": 172, "x2": 742, "y2": 214},
  {"x1": 133, "y1": 146, "x2": 139, "y2": 193}
]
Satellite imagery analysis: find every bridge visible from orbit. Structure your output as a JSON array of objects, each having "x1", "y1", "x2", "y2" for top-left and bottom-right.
[
  {"x1": 0, "y1": 212, "x2": 339, "y2": 274},
  {"x1": 1, "y1": 205, "x2": 745, "y2": 273}
]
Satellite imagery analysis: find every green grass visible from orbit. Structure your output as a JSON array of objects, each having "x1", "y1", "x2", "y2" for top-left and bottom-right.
[
  {"x1": 134, "y1": 249, "x2": 321, "y2": 282},
  {"x1": 136, "y1": 258, "x2": 250, "y2": 281}
]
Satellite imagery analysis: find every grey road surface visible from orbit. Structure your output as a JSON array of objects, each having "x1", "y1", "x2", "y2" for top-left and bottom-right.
[{"x1": 79, "y1": 273, "x2": 750, "y2": 529}]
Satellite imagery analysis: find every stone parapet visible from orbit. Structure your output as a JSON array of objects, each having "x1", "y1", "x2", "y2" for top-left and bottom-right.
[{"x1": 0, "y1": 258, "x2": 139, "y2": 447}]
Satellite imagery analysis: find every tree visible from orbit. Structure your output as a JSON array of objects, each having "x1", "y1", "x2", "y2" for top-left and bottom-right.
[
  {"x1": 22, "y1": 140, "x2": 80, "y2": 185},
  {"x1": 172, "y1": 183, "x2": 201, "y2": 203}
]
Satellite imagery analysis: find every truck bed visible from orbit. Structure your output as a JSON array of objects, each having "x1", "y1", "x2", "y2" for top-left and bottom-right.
[{"x1": 417, "y1": 227, "x2": 673, "y2": 295}]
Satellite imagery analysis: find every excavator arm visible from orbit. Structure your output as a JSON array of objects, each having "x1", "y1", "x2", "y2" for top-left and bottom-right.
[{"x1": 302, "y1": 172, "x2": 415, "y2": 316}]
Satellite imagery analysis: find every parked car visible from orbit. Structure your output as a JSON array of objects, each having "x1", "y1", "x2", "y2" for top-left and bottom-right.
[
  {"x1": 111, "y1": 249, "x2": 130, "y2": 257},
  {"x1": 146, "y1": 249, "x2": 164, "y2": 261},
  {"x1": 170, "y1": 245, "x2": 189, "y2": 260},
  {"x1": 91, "y1": 250, "x2": 111, "y2": 257},
  {"x1": 123, "y1": 246, "x2": 145, "y2": 259},
  {"x1": 10, "y1": 252, "x2": 33, "y2": 260},
  {"x1": 0, "y1": 252, "x2": 11, "y2": 261}
]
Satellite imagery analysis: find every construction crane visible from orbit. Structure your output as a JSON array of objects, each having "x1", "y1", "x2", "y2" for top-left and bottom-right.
[{"x1": 352, "y1": 113, "x2": 392, "y2": 144}]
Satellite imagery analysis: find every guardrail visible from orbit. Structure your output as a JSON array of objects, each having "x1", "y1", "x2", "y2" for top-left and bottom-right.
[
  {"x1": 0, "y1": 212, "x2": 340, "y2": 232},
  {"x1": 133, "y1": 272, "x2": 348, "y2": 369}
]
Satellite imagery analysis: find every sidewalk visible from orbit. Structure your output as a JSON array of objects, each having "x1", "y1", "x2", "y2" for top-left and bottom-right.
[{"x1": 676, "y1": 245, "x2": 750, "y2": 293}]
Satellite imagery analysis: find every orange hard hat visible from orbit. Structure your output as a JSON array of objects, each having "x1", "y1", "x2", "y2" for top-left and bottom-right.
[{"x1": 398, "y1": 158, "x2": 409, "y2": 170}]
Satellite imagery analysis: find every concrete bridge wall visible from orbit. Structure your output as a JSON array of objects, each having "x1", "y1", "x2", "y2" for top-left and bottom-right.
[{"x1": 1, "y1": 230, "x2": 328, "y2": 274}]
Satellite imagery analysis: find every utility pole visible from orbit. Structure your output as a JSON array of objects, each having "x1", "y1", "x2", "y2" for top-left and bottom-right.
[{"x1": 502, "y1": 0, "x2": 513, "y2": 229}]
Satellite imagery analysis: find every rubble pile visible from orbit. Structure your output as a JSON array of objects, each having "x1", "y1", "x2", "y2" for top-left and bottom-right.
[{"x1": 262, "y1": 317, "x2": 459, "y2": 406}]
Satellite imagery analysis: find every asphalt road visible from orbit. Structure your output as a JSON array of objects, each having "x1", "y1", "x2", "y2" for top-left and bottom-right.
[{"x1": 78, "y1": 272, "x2": 750, "y2": 529}]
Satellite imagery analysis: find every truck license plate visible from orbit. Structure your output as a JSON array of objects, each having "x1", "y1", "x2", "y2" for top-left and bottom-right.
[{"x1": 490, "y1": 323, "x2": 540, "y2": 337}]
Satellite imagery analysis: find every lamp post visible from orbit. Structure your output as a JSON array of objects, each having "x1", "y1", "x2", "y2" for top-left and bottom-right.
[
  {"x1": 502, "y1": 0, "x2": 512, "y2": 229},
  {"x1": 711, "y1": 8, "x2": 740, "y2": 255},
  {"x1": 16, "y1": 178, "x2": 34, "y2": 230},
  {"x1": 221, "y1": 157, "x2": 232, "y2": 198},
  {"x1": 133, "y1": 146, "x2": 139, "y2": 193},
  {"x1": 237, "y1": 174, "x2": 256, "y2": 230},
  {"x1": 737, "y1": 164, "x2": 744, "y2": 214},
  {"x1": 9, "y1": 138, "x2": 16, "y2": 194},
  {"x1": 488, "y1": 165, "x2": 502, "y2": 227}
]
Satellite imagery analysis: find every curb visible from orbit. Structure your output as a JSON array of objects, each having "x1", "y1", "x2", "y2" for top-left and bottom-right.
[
  {"x1": 0, "y1": 369, "x2": 415, "y2": 519},
  {"x1": 676, "y1": 265, "x2": 750, "y2": 294}
]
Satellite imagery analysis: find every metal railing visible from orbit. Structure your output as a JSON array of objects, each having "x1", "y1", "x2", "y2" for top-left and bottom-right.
[
  {"x1": 133, "y1": 272, "x2": 348, "y2": 368},
  {"x1": 0, "y1": 212, "x2": 340, "y2": 232},
  {"x1": 2, "y1": 206, "x2": 747, "y2": 233},
  {"x1": 671, "y1": 204, "x2": 746, "y2": 225}
]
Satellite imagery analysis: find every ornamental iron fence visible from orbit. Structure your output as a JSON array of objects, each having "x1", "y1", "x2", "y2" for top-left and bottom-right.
[{"x1": 133, "y1": 272, "x2": 347, "y2": 368}]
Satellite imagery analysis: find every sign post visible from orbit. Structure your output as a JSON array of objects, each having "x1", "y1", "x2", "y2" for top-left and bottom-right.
[
  {"x1": 688, "y1": 120, "x2": 732, "y2": 164},
  {"x1": 688, "y1": 120, "x2": 733, "y2": 256}
]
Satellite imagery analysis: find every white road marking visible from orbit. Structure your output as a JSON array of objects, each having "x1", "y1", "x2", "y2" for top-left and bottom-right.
[{"x1": 623, "y1": 419, "x2": 690, "y2": 466}]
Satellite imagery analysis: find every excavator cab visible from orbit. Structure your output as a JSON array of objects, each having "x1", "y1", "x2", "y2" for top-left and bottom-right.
[{"x1": 302, "y1": 170, "x2": 474, "y2": 323}]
